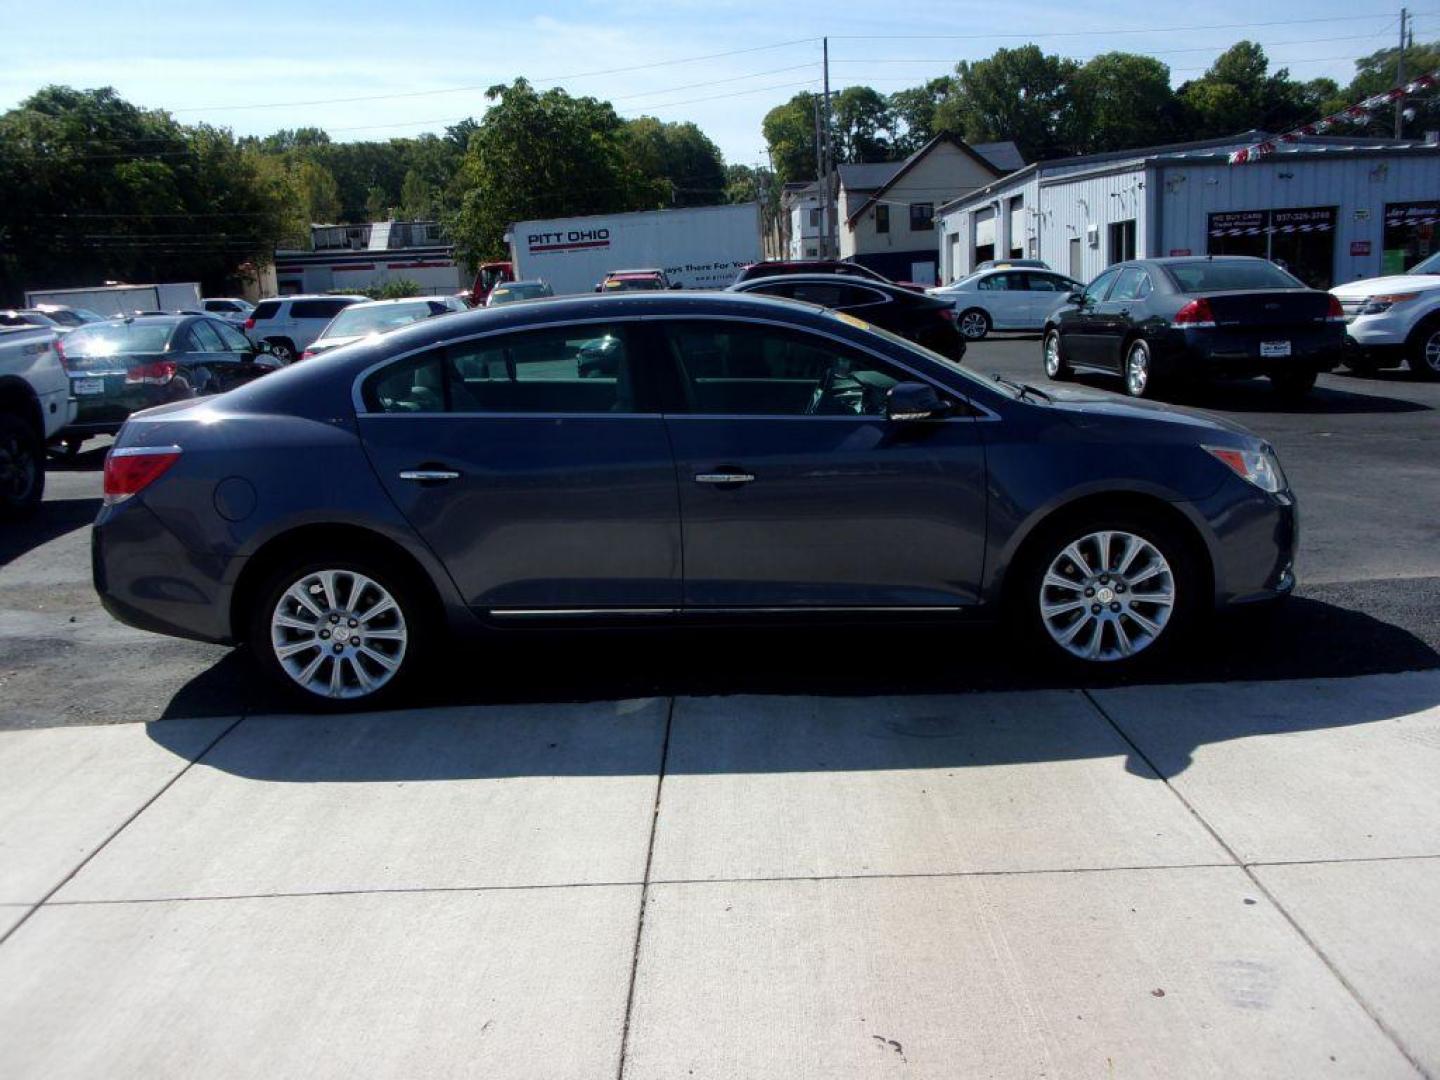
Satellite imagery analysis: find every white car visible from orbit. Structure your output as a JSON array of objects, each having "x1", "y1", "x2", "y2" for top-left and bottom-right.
[
  {"x1": 1330, "y1": 252, "x2": 1440, "y2": 378},
  {"x1": 302, "y1": 296, "x2": 468, "y2": 360},
  {"x1": 200, "y1": 297, "x2": 255, "y2": 326},
  {"x1": 927, "y1": 267, "x2": 1083, "y2": 340},
  {"x1": 242, "y1": 294, "x2": 368, "y2": 363},
  {"x1": 0, "y1": 325, "x2": 73, "y2": 518}
]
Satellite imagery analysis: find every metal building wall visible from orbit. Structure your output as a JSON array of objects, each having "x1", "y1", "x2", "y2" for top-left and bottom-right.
[
  {"x1": 1035, "y1": 167, "x2": 1147, "y2": 282},
  {"x1": 1149, "y1": 154, "x2": 1440, "y2": 285}
]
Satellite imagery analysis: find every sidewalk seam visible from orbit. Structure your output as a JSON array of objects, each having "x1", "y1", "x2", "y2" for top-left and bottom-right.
[
  {"x1": 1082, "y1": 689, "x2": 1433, "y2": 1080},
  {"x1": 615, "y1": 695, "x2": 674, "y2": 1080},
  {"x1": 0, "y1": 714, "x2": 247, "y2": 949}
]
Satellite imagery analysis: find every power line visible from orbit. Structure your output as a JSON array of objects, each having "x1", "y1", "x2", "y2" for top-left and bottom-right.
[
  {"x1": 170, "y1": 38, "x2": 821, "y2": 113},
  {"x1": 830, "y1": 11, "x2": 1429, "y2": 40}
]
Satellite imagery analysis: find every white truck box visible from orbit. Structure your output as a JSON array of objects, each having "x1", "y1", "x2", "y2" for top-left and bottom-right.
[
  {"x1": 23, "y1": 282, "x2": 203, "y2": 316},
  {"x1": 507, "y1": 203, "x2": 761, "y2": 296}
]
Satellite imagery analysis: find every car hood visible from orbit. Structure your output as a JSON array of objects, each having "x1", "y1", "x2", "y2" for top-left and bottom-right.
[
  {"x1": 1330, "y1": 274, "x2": 1440, "y2": 298},
  {"x1": 1037, "y1": 383, "x2": 1258, "y2": 439}
]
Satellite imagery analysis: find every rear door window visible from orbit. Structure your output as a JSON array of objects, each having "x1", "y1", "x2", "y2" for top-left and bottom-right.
[
  {"x1": 291, "y1": 299, "x2": 355, "y2": 320},
  {"x1": 251, "y1": 300, "x2": 280, "y2": 321},
  {"x1": 189, "y1": 320, "x2": 225, "y2": 351},
  {"x1": 1083, "y1": 268, "x2": 1122, "y2": 303},
  {"x1": 1109, "y1": 268, "x2": 1152, "y2": 302},
  {"x1": 215, "y1": 322, "x2": 252, "y2": 351},
  {"x1": 362, "y1": 324, "x2": 641, "y2": 415}
]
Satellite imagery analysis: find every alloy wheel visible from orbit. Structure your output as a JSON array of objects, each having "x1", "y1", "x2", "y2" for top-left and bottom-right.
[
  {"x1": 269, "y1": 569, "x2": 408, "y2": 699},
  {"x1": 1044, "y1": 333, "x2": 1063, "y2": 378},
  {"x1": 1425, "y1": 330, "x2": 1440, "y2": 373},
  {"x1": 1125, "y1": 342, "x2": 1150, "y2": 396},
  {"x1": 1038, "y1": 529, "x2": 1175, "y2": 661},
  {"x1": 960, "y1": 311, "x2": 989, "y2": 340}
]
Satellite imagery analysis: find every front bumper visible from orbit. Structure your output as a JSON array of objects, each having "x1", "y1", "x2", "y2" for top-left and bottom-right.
[
  {"x1": 93, "y1": 500, "x2": 237, "y2": 644},
  {"x1": 1199, "y1": 483, "x2": 1298, "y2": 608}
]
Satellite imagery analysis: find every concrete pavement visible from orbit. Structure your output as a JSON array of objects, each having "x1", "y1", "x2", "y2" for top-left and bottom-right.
[{"x1": 2, "y1": 672, "x2": 1437, "y2": 1077}]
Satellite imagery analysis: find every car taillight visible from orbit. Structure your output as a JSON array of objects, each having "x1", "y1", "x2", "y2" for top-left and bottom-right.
[
  {"x1": 937, "y1": 307, "x2": 957, "y2": 322},
  {"x1": 1173, "y1": 298, "x2": 1216, "y2": 328},
  {"x1": 125, "y1": 360, "x2": 176, "y2": 385},
  {"x1": 103, "y1": 446, "x2": 181, "y2": 506},
  {"x1": 54, "y1": 338, "x2": 69, "y2": 372},
  {"x1": 1324, "y1": 294, "x2": 1346, "y2": 322},
  {"x1": 243, "y1": 317, "x2": 255, "y2": 330},
  {"x1": 299, "y1": 350, "x2": 314, "y2": 361}
]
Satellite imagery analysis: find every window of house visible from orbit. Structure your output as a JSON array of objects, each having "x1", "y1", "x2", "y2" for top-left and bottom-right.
[
  {"x1": 875, "y1": 205, "x2": 890, "y2": 234},
  {"x1": 910, "y1": 203, "x2": 934, "y2": 231},
  {"x1": 808, "y1": 208, "x2": 821, "y2": 228},
  {"x1": 662, "y1": 321, "x2": 908, "y2": 417}
]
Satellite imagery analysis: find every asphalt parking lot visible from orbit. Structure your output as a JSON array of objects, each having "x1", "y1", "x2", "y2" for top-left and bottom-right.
[{"x1": 1, "y1": 340, "x2": 1438, "y2": 1077}]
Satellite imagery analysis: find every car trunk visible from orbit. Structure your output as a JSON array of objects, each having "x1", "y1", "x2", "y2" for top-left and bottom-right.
[
  {"x1": 1199, "y1": 290, "x2": 1331, "y2": 330},
  {"x1": 63, "y1": 350, "x2": 172, "y2": 420}
]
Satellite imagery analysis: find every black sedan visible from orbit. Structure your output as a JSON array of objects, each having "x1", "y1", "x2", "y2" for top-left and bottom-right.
[
  {"x1": 729, "y1": 274, "x2": 966, "y2": 361},
  {"x1": 94, "y1": 291, "x2": 1296, "y2": 707},
  {"x1": 58, "y1": 314, "x2": 281, "y2": 453},
  {"x1": 1041, "y1": 257, "x2": 1345, "y2": 399}
]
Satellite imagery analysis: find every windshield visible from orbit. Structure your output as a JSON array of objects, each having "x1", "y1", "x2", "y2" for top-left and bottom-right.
[
  {"x1": 64, "y1": 321, "x2": 175, "y2": 356},
  {"x1": 1165, "y1": 260, "x2": 1303, "y2": 292},
  {"x1": 34, "y1": 309, "x2": 84, "y2": 326},
  {"x1": 320, "y1": 301, "x2": 433, "y2": 339},
  {"x1": 1409, "y1": 251, "x2": 1440, "y2": 274},
  {"x1": 604, "y1": 277, "x2": 662, "y2": 291}
]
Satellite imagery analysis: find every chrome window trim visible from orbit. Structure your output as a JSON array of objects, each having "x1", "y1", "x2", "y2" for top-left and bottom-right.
[
  {"x1": 349, "y1": 311, "x2": 1002, "y2": 423},
  {"x1": 489, "y1": 605, "x2": 966, "y2": 617}
]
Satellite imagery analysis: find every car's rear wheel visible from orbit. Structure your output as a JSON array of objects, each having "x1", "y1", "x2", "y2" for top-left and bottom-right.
[
  {"x1": 1043, "y1": 329, "x2": 1071, "y2": 380},
  {"x1": 1019, "y1": 515, "x2": 1198, "y2": 668},
  {"x1": 249, "y1": 558, "x2": 427, "y2": 708},
  {"x1": 266, "y1": 339, "x2": 296, "y2": 364},
  {"x1": 958, "y1": 308, "x2": 991, "y2": 341},
  {"x1": 0, "y1": 414, "x2": 44, "y2": 521},
  {"x1": 1123, "y1": 339, "x2": 1155, "y2": 398}
]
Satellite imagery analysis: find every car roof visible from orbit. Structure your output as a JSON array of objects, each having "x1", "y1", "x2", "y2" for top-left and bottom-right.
[
  {"x1": 273, "y1": 293, "x2": 368, "y2": 302},
  {"x1": 499, "y1": 280, "x2": 550, "y2": 287},
  {"x1": 341, "y1": 297, "x2": 440, "y2": 308},
  {"x1": 607, "y1": 269, "x2": 663, "y2": 277},
  {"x1": 732, "y1": 273, "x2": 903, "y2": 294}
]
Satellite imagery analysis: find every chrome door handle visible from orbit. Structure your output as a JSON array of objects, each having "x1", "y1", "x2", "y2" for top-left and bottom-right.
[
  {"x1": 694, "y1": 471, "x2": 755, "y2": 485},
  {"x1": 399, "y1": 470, "x2": 460, "y2": 482}
]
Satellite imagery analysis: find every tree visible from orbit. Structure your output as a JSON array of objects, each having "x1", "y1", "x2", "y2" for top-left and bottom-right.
[
  {"x1": 290, "y1": 159, "x2": 342, "y2": 224},
  {"x1": 1179, "y1": 41, "x2": 1321, "y2": 138},
  {"x1": 832, "y1": 85, "x2": 894, "y2": 163},
  {"x1": 448, "y1": 79, "x2": 657, "y2": 264},
  {"x1": 1070, "y1": 53, "x2": 1179, "y2": 153},
  {"x1": 762, "y1": 92, "x2": 823, "y2": 185},
  {"x1": 623, "y1": 117, "x2": 727, "y2": 207},
  {"x1": 889, "y1": 78, "x2": 955, "y2": 154},
  {"x1": 0, "y1": 86, "x2": 298, "y2": 301},
  {"x1": 937, "y1": 46, "x2": 1079, "y2": 161},
  {"x1": 1344, "y1": 40, "x2": 1440, "y2": 137}
]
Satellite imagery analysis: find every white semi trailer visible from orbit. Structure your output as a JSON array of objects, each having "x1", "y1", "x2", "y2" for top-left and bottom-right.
[
  {"x1": 506, "y1": 202, "x2": 762, "y2": 296},
  {"x1": 23, "y1": 282, "x2": 203, "y2": 316}
]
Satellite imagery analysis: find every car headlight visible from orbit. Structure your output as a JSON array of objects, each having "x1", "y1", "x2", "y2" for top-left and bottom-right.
[
  {"x1": 1203, "y1": 444, "x2": 1287, "y2": 493},
  {"x1": 1359, "y1": 292, "x2": 1419, "y2": 315}
]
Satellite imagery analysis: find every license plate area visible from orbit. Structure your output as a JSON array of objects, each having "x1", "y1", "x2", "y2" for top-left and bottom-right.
[
  {"x1": 72, "y1": 377, "x2": 106, "y2": 395},
  {"x1": 1260, "y1": 341, "x2": 1292, "y2": 358}
]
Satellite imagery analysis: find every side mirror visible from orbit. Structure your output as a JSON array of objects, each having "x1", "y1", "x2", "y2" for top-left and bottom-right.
[
  {"x1": 886, "y1": 381, "x2": 949, "y2": 422},
  {"x1": 670, "y1": 281, "x2": 683, "y2": 290},
  {"x1": 1066, "y1": 291, "x2": 1084, "y2": 305}
]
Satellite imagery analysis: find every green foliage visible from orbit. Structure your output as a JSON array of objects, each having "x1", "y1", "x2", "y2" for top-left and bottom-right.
[
  {"x1": 1069, "y1": 53, "x2": 1179, "y2": 153},
  {"x1": 888, "y1": 78, "x2": 956, "y2": 154},
  {"x1": 0, "y1": 86, "x2": 300, "y2": 302},
  {"x1": 938, "y1": 46, "x2": 1079, "y2": 162},
  {"x1": 833, "y1": 86, "x2": 894, "y2": 163},
  {"x1": 346, "y1": 277, "x2": 424, "y2": 300}
]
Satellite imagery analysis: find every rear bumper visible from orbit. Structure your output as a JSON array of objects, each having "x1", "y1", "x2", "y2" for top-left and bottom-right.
[
  {"x1": 1158, "y1": 327, "x2": 1342, "y2": 379},
  {"x1": 92, "y1": 500, "x2": 237, "y2": 645}
]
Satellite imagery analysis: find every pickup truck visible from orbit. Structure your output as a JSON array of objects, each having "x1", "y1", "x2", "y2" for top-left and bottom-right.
[{"x1": 0, "y1": 325, "x2": 72, "y2": 518}]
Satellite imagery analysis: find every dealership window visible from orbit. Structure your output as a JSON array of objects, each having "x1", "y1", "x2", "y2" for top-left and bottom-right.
[
  {"x1": 1383, "y1": 202, "x2": 1440, "y2": 274},
  {"x1": 875, "y1": 204, "x2": 890, "y2": 234},
  {"x1": 1107, "y1": 220, "x2": 1137, "y2": 265},
  {"x1": 910, "y1": 202, "x2": 934, "y2": 231},
  {"x1": 1207, "y1": 207, "x2": 1336, "y2": 288},
  {"x1": 808, "y1": 208, "x2": 821, "y2": 229}
]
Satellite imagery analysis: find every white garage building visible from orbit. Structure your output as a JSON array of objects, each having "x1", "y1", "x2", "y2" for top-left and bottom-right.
[{"x1": 935, "y1": 132, "x2": 1440, "y2": 290}]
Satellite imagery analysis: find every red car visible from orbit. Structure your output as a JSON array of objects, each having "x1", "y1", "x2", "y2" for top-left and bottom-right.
[
  {"x1": 734, "y1": 260, "x2": 924, "y2": 292},
  {"x1": 469, "y1": 261, "x2": 515, "y2": 306}
]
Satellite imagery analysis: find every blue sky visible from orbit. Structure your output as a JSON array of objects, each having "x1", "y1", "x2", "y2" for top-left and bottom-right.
[{"x1": 0, "y1": 0, "x2": 1415, "y2": 165}]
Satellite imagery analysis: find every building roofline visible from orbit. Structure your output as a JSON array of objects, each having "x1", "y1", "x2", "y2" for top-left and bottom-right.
[{"x1": 845, "y1": 134, "x2": 1003, "y2": 226}]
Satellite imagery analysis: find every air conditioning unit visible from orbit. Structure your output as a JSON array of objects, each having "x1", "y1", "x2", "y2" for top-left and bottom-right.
[{"x1": 1086, "y1": 225, "x2": 1099, "y2": 248}]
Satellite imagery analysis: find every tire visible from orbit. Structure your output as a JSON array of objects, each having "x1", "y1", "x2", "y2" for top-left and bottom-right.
[
  {"x1": 1016, "y1": 512, "x2": 1200, "y2": 669},
  {"x1": 1042, "y1": 328, "x2": 1071, "y2": 380},
  {"x1": 0, "y1": 413, "x2": 45, "y2": 521},
  {"x1": 1269, "y1": 369, "x2": 1317, "y2": 400},
  {"x1": 1122, "y1": 338, "x2": 1155, "y2": 398},
  {"x1": 1406, "y1": 320, "x2": 1440, "y2": 380},
  {"x1": 61, "y1": 436, "x2": 84, "y2": 459},
  {"x1": 266, "y1": 339, "x2": 297, "y2": 364},
  {"x1": 958, "y1": 308, "x2": 991, "y2": 341},
  {"x1": 248, "y1": 556, "x2": 430, "y2": 709}
]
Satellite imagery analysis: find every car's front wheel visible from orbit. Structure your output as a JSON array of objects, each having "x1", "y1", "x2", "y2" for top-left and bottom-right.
[
  {"x1": 1020, "y1": 516, "x2": 1198, "y2": 667},
  {"x1": 250, "y1": 558, "x2": 427, "y2": 707},
  {"x1": 1408, "y1": 320, "x2": 1440, "y2": 380}
]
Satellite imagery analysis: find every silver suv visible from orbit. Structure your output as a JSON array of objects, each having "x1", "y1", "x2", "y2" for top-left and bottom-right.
[
  {"x1": 0, "y1": 326, "x2": 72, "y2": 518},
  {"x1": 243, "y1": 295, "x2": 367, "y2": 363}
]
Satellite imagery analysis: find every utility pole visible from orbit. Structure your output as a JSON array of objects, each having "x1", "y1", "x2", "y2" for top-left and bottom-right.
[
  {"x1": 1396, "y1": 7, "x2": 1409, "y2": 139},
  {"x1": 812, "y1": 95, "x2": 825, "y2": 258},
  {"x1": 822, "y1": 36, "x2": 834, "y2": 258}
]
